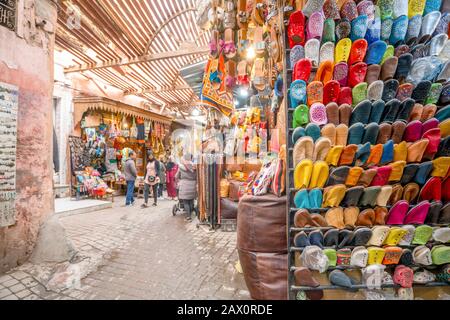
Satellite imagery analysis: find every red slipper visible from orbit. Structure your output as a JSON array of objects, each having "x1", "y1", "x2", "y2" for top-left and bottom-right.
[
  {"x1": 421, "y1": 128, "x2": 441, "y2": 160},
  {"x1": 323, "y1": 80, "x2": 341, "y2": 105},
  {"x1": 419, "y1": 177, "x2": 442, "y2": 202},
  {"x1": 348, "y1": 62, "x2": 368, "y2": 88},
  {"x1": 370, "y1": 166, "x2": 393, "y2": 186},
  {"x1": 338, "y1": 86, "x2": 352, "y2": 105},
  {"x1": 333, "y1": 62, "x2": 349, "y2": 87},
  {"x1": 293, "y1": 58, "x2": 312, "y2": 82},
  {"x1": 348, "y1": 39, "x2": 368, "y2": 65},
  {"x1": 443, "y1": 177, "x2": 450, "y2": 202},
  {"x1": 393, "y1": 265, "x2": 414, "y2": 288},
  {"x1": 288, "y1": 10, "x2": 306, "y2": 48}
]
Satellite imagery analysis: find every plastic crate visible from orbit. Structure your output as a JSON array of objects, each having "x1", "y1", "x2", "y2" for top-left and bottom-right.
[{"x1": 221, "y1": 219, "x2": 237, "y2": 232}]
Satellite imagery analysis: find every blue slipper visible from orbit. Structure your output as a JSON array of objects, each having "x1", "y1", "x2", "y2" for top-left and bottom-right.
[
  {"x1": 305, "y1": 123, "x2": 322, "y2": 142},
  {"x1": 294, "y1": 231, "x2": 311, "y2": 247},
  {"x1": 342, "y1": 186, "x2": 364, "y2": 206},
  {"x1": 292, "y1": 127, "x2": 306, "y2": 145},
  {"x1": 439, "y1": 83, "x2": 450, "y2": 106},
  {"x1": 290, "y1": 80, "x2": 307, "y2": 107},
  {"x1": 363, "y1": 122, "x2": 380, "y2": 145},
  {"x1": 400, "y1": 164, "x2": 420, "y2": 185},
  {"x1": 381, "y1": 79, "x2": 399, "y2": 102},
  {"x1": 381, "y1": 18, "x2": 394, "y2": 42},
  {"x1": 414, "y1": 161, "x2": 433, "y2": 185},
  {"x1": 434, "y1": 12, "x2": 450, "y2": 36},
  {"x1": 365, "y1": 16, "x2": 381, "y2": 44},
  {"x1": 424, "y1": 0, "x2": 442, "y2": 15},
  {"x1": 294, "y1": 189, "x2": 311, "y2": 209},
  {"x1": 290, "y1": 45, "x2": 305, "y2": 69},
  {"x1": 369, "y1": 99, "x2": 386, "y2": 123},
  {"x1": 348, "y1": 123, "x2": 365, "y2": 145},
  {"x1": 309, "y1": 230, "x2": 324, "y2": 248},
  {"x1": 309, "y1": 188, "x2": 323, "y2": 209},
  {"x1": 435, "y1": 105, "x2": 450, "y2": 122},
  {"x1": 355, "y1": 142, "x2": 372, "y2": 166},
  {"x1": 389, "y1": 15, "x2": 409, "y2": 46},
  {"x1": 324, "y1": 229, "x2": 339, "y2": 247},
  {"x1": 329, "y1": 270, "x2": 355, "y2": 289},
  {"x1": 380, "y1": 140, "x2": 394, "y2": 164},
  {"x1": 275, "y1": 75, "x2": 284, "y2": 97},
  {"x1": 351, "y1": 15, "x2": 369, "y2": 42},
  {"x1": 365, "y1": 40, "x2": 388, "y2": 65},
  {"x1": 381, "y1": 98, "x2": 401, "y2": 123},
  {"x1": 406, "y1": 15, "x2": 423, "y2": 44},
  {"x1": 350, "y1": 100, "x2": 372, "y2": 125},
  {"x1": 394, "y1": 53, "x2": 413, "y2": 81},
  {"x1": 396, "y1": 98, "x2": 415, "y2": 121}
]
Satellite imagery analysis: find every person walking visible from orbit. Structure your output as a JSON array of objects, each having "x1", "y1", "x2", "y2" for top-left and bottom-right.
[
  {"x1": 176, "y1": 154, "x2": 197, "y2": 221},
  {"x1": 141, "y1": 152, "x2": 160, "y2": 208},
  {"x1": 124, "y1": 151, "x2": 137, "y2": 207},
  {"x1": 165, "y1": 156, "x2": 178, "y2": 200},
  {"x1": 158, "y1": 156, "x2": 166, "y2": 199}
]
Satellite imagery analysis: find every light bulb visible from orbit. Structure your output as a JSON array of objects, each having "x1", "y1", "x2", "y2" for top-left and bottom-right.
[{"x1": 246, "y1": 47, "x2": 256, "y2": 60}]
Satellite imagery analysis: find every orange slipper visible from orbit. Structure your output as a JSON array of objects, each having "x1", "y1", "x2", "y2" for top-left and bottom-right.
[
  {"x1": 345, "y1": 166, "x2": 364, "y2": 186},
  {"x1": 339, "y1": 144, "x2": 358, "y2": 165},
  {"x1": 315, "y1": 60, "x2": 334, "y2": 84}
]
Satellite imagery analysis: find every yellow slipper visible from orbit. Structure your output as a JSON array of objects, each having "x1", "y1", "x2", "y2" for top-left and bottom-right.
[
  {"x1": 394, "y1": 141, "x2": 408, "y2": 162},
  {"x1": 367, "y1": 247, "x2": 386, "y2": 265},
  {"x1": 439, "y1": 119, "x2": 450, "y2": 138},
  {"x1": 323, "y1": 184, "x2": 346, "y2": 207},
  {"x1": 388, "y1": 160, "x2": 407, "y2": 182},
  {"x1": 309, "y1": 161, "x2": 330, "y2": 189},
  {"x1": 335, "y1": 38, "x2": 352, "y2": 63},
  {"x1": 431, "y1": 157, "x2": 450, "y2": 178},
  {"x1": 321, "y1": 123, "x2": 337, "y2": 145},
  {"x1": 325, "y1": 145, "x2": 344, "y2": 166},
  {"x1": 383, "y1": 227, "x2": 408, "y2": 246},
  {"x1": 294, "y1": 159, "x2": 314, "y2": 189},
  {"x1": 345, "y1": 167, "x2": 364, "y2": 187},
  {"x1": 408, "y1": 0, "x2": 426, "y2": 18}
]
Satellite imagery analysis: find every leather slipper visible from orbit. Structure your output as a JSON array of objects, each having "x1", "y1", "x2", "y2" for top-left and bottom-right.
[
  {"x1": 391, "y1": 121, "x2": 407, "y2": 144},
  {"x1": 294, "y1": 136, "x2": 315, "y2": 166},
  {"x1": 345, "y1": 166, "x2": 364, "y2": 186},
  {"x1": 325, "y1": 207, "x2": 345, "y2": 229},
  {"x1": 357, "y1": 168, "x2": 377, "y2": 187},
  {"x1": 370, "y1": 165, "x2": 392, "y2": 186},
  {"x1": 388, "y1": 160, "x2": 406, "y2": 182},
  {"x1": 321, "y1": 123, "x2": 337, "y2": 145},
  {"x1": 409, "y1": 103, "x2": 424, "y2": 121},
  {"x1": 377, "y1": 123, "x2": 392, "y2": 144},
  {"x1": 425, "y1": 200, "x2": 443, "y2": 224},
  {"x1": 293, "y1": 58, "x2": 312, "y2": 82},
  {"x1": 404, "y1": 200, "x2": 431, "y2": 225},
  {"x1": 326, "y1": 103, "x2": 340, "y2": 126},
  {"x1": 288, "y1": 10, "x2": 306, "y2": 48},
  {"x1": 294, "y1": 267, "x2": 320, "y2": 287},
  {"x1": 315, "y1": 60, "x2": 334, "y2": 84},
  {"x1": 386, "y1": 200, "x2": 409, "y2": 225},
  {"x1": 367, "y1": 80, "x2": 384, "y2": 101},
  {"x1": 294, "y1": 231, "x2": 311, "y2": 247},
  {"x1": 339, "y1": 144, "x2": 358, "y2": 166},
  {"x1": 394, "y1": 53, "x2": 413, "y2": 82},
  {"x1": 367, "y1": 226, "x2": 390, "y2": 246},
  {"x1": 336, "y1": 124, "x2": 349, "y2": 146},
  {"x1": 422, "y1": 128, "x2": 441, "y2": 159},
  {"x1": 403, "y1": 182, "x2": 420, "y2": 203},
  {"x1": 351, "y1": 100, "x2": 372, "y2": 125},
  {"x1": 359, "y1": 187, "x2": 381, "y2": 207},
  {"x1": 396, "y1": 98, "x2": 415, "y2": 121},
  {"x1": 294, "y1": 189, "x2": 311, "y2": 209},
  {"x1": 400, "y1": 164, "x2": 420, "y2": 185},
  {"x1": 440, "y1": 119, "x2": 450, "y2": 138},
  {"x1": 350, "y1": 246, "x2": 369, "y2": 267},
  {"x1": 374, "y1": 206, "x2": 388, "y2": 225},
  {"x1": 338, "y1": 86, "x2": 353, "y2": 105},
  {"x1": 403, "y1": 120, "x2": 423, "y2": 142},
  {"x1": 438, "y1": 83, "x2": 450, "y2": 105},
  {"x1": 395, "y1": 44, "x2": 410, "y2": 56},
  {"x1": 419, "y1": 176, "x2": 442, "y2": 202},
  {"x1": 339, "y1": 103, "x2": 352, "y2": 126},
  {"x1": 422, "y1": 117, "x2": 439, "y2": 133},
  {"x1": 435, "y1": 136, "x2": 450, "y2": 158},
  {"x1": 396, "y1": 83, "x2": 415, "y2": 101},
  {"x1": 394, "y1": 141, "x2": 408, "y2": 163},
  {"x1": 293, "y1": 104, "x2": 309, "y2": 128},
  {"x1": 400, "y1": 249, "x2": 414, "y2": 266},
  {"x1": 313, "y1": 137, "x2": 332, "y2": 161},
  {"x1": 388, "y1": 184, "x2": 404, "y2": 205},
  {"x1": 414, "y1": 161, "x2": 433, "y2": 185},
  {"x1": 435, "y1": 105, "x2": 450, "y2": 122},
  {"x1": 365, "y1": 64, "x2": 381, "y2": 84},
  {"x1": 365, "y1": 40, "x2": 387, "y2": 65},
  {"x1": 342, "y1": 186, "x2": 364, "y2": 206},
  {"x1": 431, "y1": 156, "x2": 450, "y2": 178},
  {"x1": 352, "y1": 227, "x2": 373, "y2": 246},
  {"x1": 294, "y1": 159, "x2": 314, "y2": 189},
  {"x1": 431, "y1": 245, "x2": 450, "y2": 265},
  {"x1": 399, "y1": 225, "x2": 416, "y2": 246},
  {"x1": 411, "y1": 80, "x2": 432, "y2": 103},
  {"x1": 381, "y1": 79, "x2": 399, "y2": 103},
  {"x1": 325, "y1": 145, "x2": 344, "y2": 166},
  {"x1": 369, "y1": 99, "x2": 386, "y2": 123},
  {"x1": 305, "y1": 123, "x2": 321, "y2": 142},
  {"x1": 407, "y1": 139, "x2": 429, "y2": 163},
  {"x1": 294, "y1": 209, "x2": 315, "y2": 227},
  {"x1": 406, "y1": 14, "x2": 423, "y2": 44},
  {"x1": 352, "y1": 82, "x2": 368, "y2": 106},
  {"x1": 293, "y1": 127, "x2": 306, "y2": 145},
  {"x1": 309, "y1": 229, "x2": 324, "y2": 248},
  {"x1": 309, "y1": 160, "x2": 330, "y2": 189},
  {"x1": 412, "y1": 227, "x2": 433, "y2": 247},
  {"x1": 363, "y1": 122, "x2": 380, "y2": 145},
  {"x1": 310, "y1": 190, "x2": 325, "y2": 209},
  {"x1": 324, "y1": 228, "x2": 340, "y2": 247},
  {"x1": 381, "y1": 98, "x2": 401, "y2": 123},
  {"x1": 355, "y1": 142, "x2": 371, "y2": 166},
  {"x1": 323, "y1": 80, "x2": 341, "y2": 105}
]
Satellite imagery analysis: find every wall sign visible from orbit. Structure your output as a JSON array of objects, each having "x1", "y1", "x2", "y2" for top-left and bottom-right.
[
  {"x1": 0, "y1": 0, "x2": 16, "y2": 32},
  {"x1": 0, "y1": 82, "x2": 18, "y2": 227}
]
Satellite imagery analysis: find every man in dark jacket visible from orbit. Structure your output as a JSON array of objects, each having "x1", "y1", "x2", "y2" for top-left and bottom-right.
[{"x1": 124, "y1": 151, "x2": 137, "y2": 206}]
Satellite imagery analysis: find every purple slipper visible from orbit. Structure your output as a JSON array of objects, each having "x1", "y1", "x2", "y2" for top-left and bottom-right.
[
  {"x1": 310, "y1": 103, "x2": 328, "y2": 125},
  {"x1": 404, "y1": 201, "x2": 431, "y2": 225},
  {"x1": 386, "y1": 200, "x2": 409, "y2": 225}
]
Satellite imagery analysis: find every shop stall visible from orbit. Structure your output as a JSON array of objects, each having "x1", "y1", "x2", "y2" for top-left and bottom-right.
[{"x1": 70, "y1": 96, "x2": 172, "y2": 200}]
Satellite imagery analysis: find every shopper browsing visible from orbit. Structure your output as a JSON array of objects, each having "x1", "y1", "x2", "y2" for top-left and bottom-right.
[
  {"x1": 141, "y1": 153, "x2": 161, "y2": 208},
  {"x1": 158, "y1": 156, "x2": 167, "y2": 200},
  {"x1": 124, "y1": 151, "x2": 137, "y2": 207},
  {"x1": 175, "y1": 154, "x2": 197, "y2": 221}
]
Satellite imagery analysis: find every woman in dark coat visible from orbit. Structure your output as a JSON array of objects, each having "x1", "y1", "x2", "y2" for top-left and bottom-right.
[{"x1": 175, "y1": 155, "x2": 197, "y2": 221}]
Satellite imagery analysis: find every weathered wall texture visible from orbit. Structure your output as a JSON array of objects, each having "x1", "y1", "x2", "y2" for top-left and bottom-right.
[{"x1": 0, "y1": 0, "x2": 57, "y2": 273}]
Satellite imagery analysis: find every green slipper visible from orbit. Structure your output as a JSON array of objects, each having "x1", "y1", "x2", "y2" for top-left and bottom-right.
[
  {"x1": 424, "y1": 83, "x2": 443, "y2": 105},
  {"x1": 381, "y1": 45, "x2": 395, "y2": 65},
  {"x1": 323, "y1": 248, "x2": 337, "y2": 267},
  {"x1": 411, "y1": 225, "x2": 433, "y2": 245},
  {"x1": 293, "y1": 104, "x2": 310, "y2": 128},
  {"x1": 352, "y1": 82, "x2": 368, "y2": 106},
  {"x1": 431, "y1": 245, "x2": 450, "y2": 265},
  {"x1": 323, "y1": 18, "x2": 336, "y2": 44}
]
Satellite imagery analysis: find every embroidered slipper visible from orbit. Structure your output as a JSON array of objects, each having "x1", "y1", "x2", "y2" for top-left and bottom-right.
[
  {"x1": 434, "y1": 11, "x2": 450, "y2": 36},
  {"x1": 408, "y1": 0, "x2": 426, "y2": 18},
  {"x1": 308, "y1": 161, "x2": 329, "y2": 189},
  {"x1": 431, "y1": 156, "x2": 450, "y2": 177},
  {"x1": 377, "y1": 123, "x2": 392, "y2": 144},
  {"x1": 335, "y1": 38, "x2": 352, "y2": 62},
  {"x1": 393, "y1": 0, "x2": 408, "y2": 18},
  {"x1": 396, "y1": 83, "x2": 414, "y2": 102},
  {"x1": 395, "y1": 44, "x2": 411, "y2": 57},
  {"x1": 419, "y1": 11, "x2": 441, "y2": 43},
  {"x1": 429, "y1": 33, "x2": 448, "y2": 56},
  {"x1": 386, "y1": 200, "x2": 409, "y2": 225},
  {"x1": 433, "y1": 227, "x2": 450, "y2": 244},
  {"x1": 398, "y1": 225, "x2": 416, "y2": 246},
  {"x1": 437, "y1": 61, "x2": 450, "y2": 83},
  {"x1": 367, "y1": 80, "x2": 384, "y2": 101},
  {"x1": 327, "y1": 166, "x2": 351, "y2": 186},
  {"x1": 342, "y1": 186, "x2": 364, "y2": 206},
  {"x1": 412, "y1": 226, "x2": 433, "y2": 246},
  {"x1": 293, "y1": 58, "x2": 312, "y2": 82},
  {"x1": 362, "y1": 264, "x2": 385, "y2": 289},
  {"x1": 292, "y1": 104, "x2": 309, "y2": 128},
  {"x1": 310, "y1": 103, "x2": 328, "y2": 125},
  {"x1": 388, "y1": 160, "x2": 406, "y2": 182},
  {"x1": 294, "y1": 159, "x2": 314, "y2": 189},
  {"x1": 340, "y1": 0, "x2": 358, "y2": 21},
  {"x1": 365, "y1": 40, "x2": 387, "y2": 65},
  {"x1": 290, "y1": 80, "x2": 307, "y2": 107},
  {"x1": 413, "y1": 269, "x2": 436, "y2": 284},
  {"x1": 438, "y1": 82, "x2": 450, "y2": 105},
  {"x1": 380, "y1": 44, "x2": 395, "y2": 65},
  {"x1": 251, "y1": 0, "x2": 266, "y2": 26},
  {"x1": 335, "y1": 19, "x2": 352, "y2": 41},
  {"x1": 381, "y1": 80, "x2": 399, "y2": 104},
  {"x1": 348, "y1": 39, "x2": 368, "y2": 66},
  {"x1": 380, "y1": 20, "x2": 394, "y2": 45},
  {"x1": 382, "y1": 247, "x2": 403, "y2": 265},
  {"x1": 352, "y1": 227, "x2": 373, "y2": 246},
  {"x1": 333, "y1": 62, "x2": 349, "y2": 86},
  {"x1": 304, "y1": 39, "x2": 320, "y2": 67},
  {"x1": 365, "y1": 15, "x2": 381, "y2": 44},
  {"x1": 339, "y1": 144, "x2": 358, "y2": 166},
  {"x1": 412, "y1": 80, "x2": 432, "y2": 103},
  {"x1": 323, "y1": 80, "x2": 341, "y2": 105},
  {"x1": 379, "y1": 0, "x2": 394, "y2": 20},
  {"x1": 294, "y1": 231, "x2": 311, "y2": 247},
  {"x1": 345, "y1": 166, "x2": 364, "y2": 186},
  {"x1": 367, "y1": 226, "x2": 390, "y2": 247},
  {"x1": 400, "y1": 164, "x2": 420, "y2": 185},
  {"x1": 383, "y1": 227, "x2": 407, "y2": 246},
  {"x1": 350, "y1": 100, "x2": 372, "y2": 125},
  {"x1": 425, "y1": 84, "x2": 443, "y2": 107},
  {"x1": 300, "y1": 245, "x2": 329, "y2": 273},
  {"x1": 323, "y1": 19, "x2": 336, "y2": 44},
  {"x1": 381, "y1": 98, "x2": 401, "y2": 123},
  {"x1": 352, "y1": 82, "x2": 368, "y2": 106},
  {"x1": 400, "y1": 249, "x2": 415, "y2": 266},
  {"x1": 370, "y1": 99, "x2": 386, "y2": 124},
  {"x1": 288, "y1": 10, "x2": 306, "y2": 48},
  {"x1": 307, "y1": 11, "x2": 325, "y2": 41},
  {"x1": 302, "y1": 0, "x2": 326, "y2": 17},
  {"x1": 313, "y1": 137, "x2": 332, "y2": 161},
  {"x1": 350, "y1": 15, "x2": 369, "y2": 42},
  {"x1": 389, "y1": 15, "x2": 409, "y2": 46},
  {"x1": 306, "y1": 123, "x2": 322, "y2": 141},
  {"x1": 350, "y1": 246, "x2": 369, "y2": 267},
  {"x1": 324, "y1": 0, "x2": 341, "y2": 20},
  {"x1": 347, "y1": 123, "x2": 364, "y2": 145},
  {"x1": 393, "y1": 265, "x2": 414, "y2": 288},
  {"x1": 396, "y1": 53, "x2": 413, "y2": 83},
  {"x1": 294, "y1": 189, "x2": 311, "y2": 209},
  {"x1": 406, "y1": 14, "x2": 423, "y2": 44},
  {"x1": 339, "y1": 103, "x2": 352, "y2": 126},
  {"x1": 407, "y1": 139, "x2": 429, "y2": 163},
  {"x1": 319, "y1": 42, "x2": 335, "y2": 64},
  {"x1": 307, "y1": 81, "x2": 324, "y2": 105},
  {"x1": 252, "y1": 58, "x2": 266, "y2": 92},
  {"x1": 365, "y1": 64, "x2": 381, "y2": 84},
  {"x1": 391, "y1": 121, "x2": 407, "y2": 144},
  {"x1": 363, "y1": 122, "x2": 380, "y2": 145},
  {"x1": 436, "y1": 264, "x2": 450, "y2": 283},
  {"x1": 294, "y1": 136, "x2": 315, "y2": 166},
  {"x1": 325, "y1": 207, "x2": 345, "y2": 229},
  {"x1": 348, "y1": 62, "x2": 368, "y2": 88},
  {"x1": 380, "y1": 56, "x2": 398, "y2": 81},
  {"x1": 315, "y1": 60, "x2": 334, "y2": 84},
  {"x1": 294, "y1": 267, "x2": 321, "y2": 287},
  {"x1": 426, "y1": 200, "x2": 443, "y2": 224},
  {"x1": 388, "y1": 184, "x2": 404, "y2": 205},
  {"x1": 326, "y1": 102, "x2": 340, "y2": 126},
  {"x1": 380, "y1": 140, "x2": 394, "y2": 165},
  {"x1": 357, "y1": 0, "x2": 375, "y2": 20}
]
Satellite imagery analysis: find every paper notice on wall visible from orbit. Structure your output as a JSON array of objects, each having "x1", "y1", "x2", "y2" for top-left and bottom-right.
[{"x1": 0, "y1": 82, "x2": 18, "y2": 227}]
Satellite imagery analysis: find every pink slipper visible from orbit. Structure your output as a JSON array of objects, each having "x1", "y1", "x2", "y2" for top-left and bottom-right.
[
  {"x1": 403, "y1": 120, "x2": 423, "y2": 142},
  {"x1": 370, "y1": 166, "x2": 393, "y2": 186},
  {"x1": 333, "y1": 62, "x2": 349, "y2": 86},
  {"x1": 310, "y1": 103, "x2": 328, "y2": 125},
  {"x1": 386, "y1": 200, "x2": 409, "y2": 225},
  {"x1": 404, "y1": 201, "x2": 431, "y2": 225},
  {"x1": 393, "y1": 265, "x2": 414, "y2": 288},
  {"x1": 307, "y1": 11, "x2": 325, "y2": 41}
]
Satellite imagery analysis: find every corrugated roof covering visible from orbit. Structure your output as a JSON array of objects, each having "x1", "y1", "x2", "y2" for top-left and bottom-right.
[{"x1": 56, "y1": 0, "x2": 210, "y2": 115}]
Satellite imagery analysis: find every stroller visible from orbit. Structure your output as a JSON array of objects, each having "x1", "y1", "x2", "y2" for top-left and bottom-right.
[{"x1": 172, "y1": 188, "x2": 198, "y2": 217}]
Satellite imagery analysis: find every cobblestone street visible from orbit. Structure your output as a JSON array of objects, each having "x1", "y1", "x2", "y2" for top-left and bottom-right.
[{"x1": 0, "y1": 198, "x2": 249, "y2": 300}]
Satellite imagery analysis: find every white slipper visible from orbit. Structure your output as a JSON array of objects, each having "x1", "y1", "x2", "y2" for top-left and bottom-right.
[{"x1": 305, "y1": 38, "x2": 321, "y2": 67}]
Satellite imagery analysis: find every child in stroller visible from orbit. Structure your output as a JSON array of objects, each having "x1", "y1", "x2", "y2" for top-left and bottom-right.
[{"x1": 172, "y1": 188, "x2": 198, "y2": 218}]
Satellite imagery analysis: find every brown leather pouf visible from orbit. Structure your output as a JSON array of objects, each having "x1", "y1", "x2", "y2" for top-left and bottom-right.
[
  {"x1": 238, "y1": 249, "x2": 288, "y2": 300},
  {"x1": 237, "y1": 194, "x2": 287, "y2": 253}
]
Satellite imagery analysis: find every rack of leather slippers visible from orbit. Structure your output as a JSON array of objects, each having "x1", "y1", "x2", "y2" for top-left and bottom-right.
[{"x1": 283, "y1": 0, "x2": 450, "y2": 300}]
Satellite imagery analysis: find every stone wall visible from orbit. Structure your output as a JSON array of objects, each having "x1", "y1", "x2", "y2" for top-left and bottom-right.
[{"x1": 0, "y1": 0, "x2": 57, "y2": 273}]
